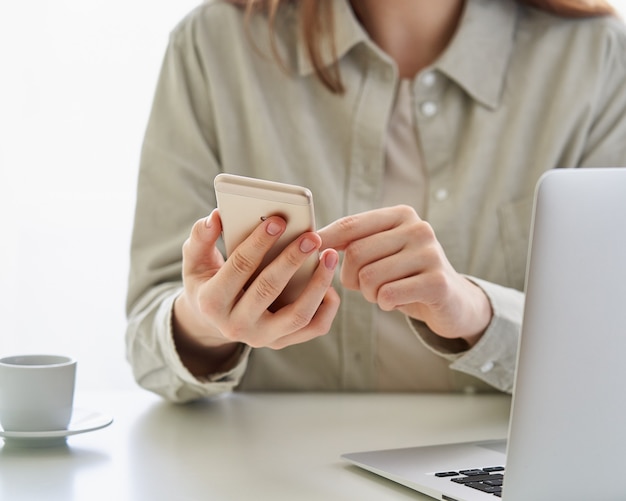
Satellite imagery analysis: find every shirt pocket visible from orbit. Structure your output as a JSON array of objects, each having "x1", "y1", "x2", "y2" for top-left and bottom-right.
[{"x1": 498, "y1": 196, "x2": 534, "y2": 290}]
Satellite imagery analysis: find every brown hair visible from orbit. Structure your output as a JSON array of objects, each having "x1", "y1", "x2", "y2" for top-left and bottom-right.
[{"x1": 232, "y1": 0, "x2": 616, "y2": 93}]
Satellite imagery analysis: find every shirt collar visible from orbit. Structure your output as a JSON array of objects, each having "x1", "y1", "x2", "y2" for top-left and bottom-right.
[
  {"x1": 436, "y1": 0, "x2": 518, "y2": 109},
  {"x1": 295, "y1": 0, "x2": 518, "y2": 110},
  {"x1": 295, "y1": 0, "x2": 368, "y2": 77}
]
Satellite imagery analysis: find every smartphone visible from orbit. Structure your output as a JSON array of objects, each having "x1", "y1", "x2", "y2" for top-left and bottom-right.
[{"x1": 214, "y1": 173, "x2": 318, "y2": 308}]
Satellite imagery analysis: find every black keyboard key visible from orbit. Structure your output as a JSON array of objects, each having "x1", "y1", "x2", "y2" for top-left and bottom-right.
[
  {"x1": 435, "y1": 471, "x2": 460, "y2": 477},
  {"x1": 484, "y1": 478, "x2": 503, "y2": 487},
  {"x1": 465, "y1": 481, "x2": 502, "y2": 494},
  {"x1": 452, "y1": 474, "x2": 497, "y2": 484},
  {"x1": 459, "y1": 469, "x2": 485, "y2": 476},
  {"x1": 483, "y1": 466, "x2": 505, "y2": 472}
]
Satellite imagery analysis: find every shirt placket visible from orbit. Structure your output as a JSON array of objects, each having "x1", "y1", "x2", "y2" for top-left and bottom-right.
[
  {"x1": 340, "y1": 53, "x2": 397, "y2": 390},
  {"x1": 411, "y1": 70, "x2": 462, "y2": 268}
]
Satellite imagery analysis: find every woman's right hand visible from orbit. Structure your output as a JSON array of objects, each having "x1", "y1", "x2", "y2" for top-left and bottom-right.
[{"x1": 172, "y1": 209, "x2": 340, "y2": 376}]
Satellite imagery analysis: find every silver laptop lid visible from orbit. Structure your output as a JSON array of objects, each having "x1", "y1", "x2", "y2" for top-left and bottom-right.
[{"x1": 503, "y1": 167, "x2": 626, "y2": 500}]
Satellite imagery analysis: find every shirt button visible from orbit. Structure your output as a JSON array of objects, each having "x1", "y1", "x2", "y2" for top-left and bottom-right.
[
  {"x1": 434, "y1": 188, "x2": 449, "y2": 201},
  {"x1": 420, "y1": 71, "x2": 437, "y2": 87},
  {"x1": 420, "y1": 101, "x2": 438, "y2": 117},
  {"x1": 480, "y1": 361, "x2": 495, "y2": 373}
]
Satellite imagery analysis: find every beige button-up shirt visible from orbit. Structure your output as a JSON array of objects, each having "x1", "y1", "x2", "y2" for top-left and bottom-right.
[{"x1": 126, "y1": 0, "x2": 626, "y2": 402}]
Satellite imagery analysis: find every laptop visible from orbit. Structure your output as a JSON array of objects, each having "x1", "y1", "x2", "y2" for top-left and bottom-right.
[{"x1": 342, "y1": 167, "x2": 626, "y2": 501}]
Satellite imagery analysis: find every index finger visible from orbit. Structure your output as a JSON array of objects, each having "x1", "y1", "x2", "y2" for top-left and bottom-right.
[
  {"x1": 211, "y1": 215, "x2": 287, "y2": 301},
  {"x1": 318, "y1": 206, "x2": 413, "y2": 251}
]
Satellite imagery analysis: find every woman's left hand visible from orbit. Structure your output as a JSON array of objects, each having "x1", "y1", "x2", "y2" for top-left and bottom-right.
[{"x1": 318, "y1": 205, "x2": 492, "y2": 347}]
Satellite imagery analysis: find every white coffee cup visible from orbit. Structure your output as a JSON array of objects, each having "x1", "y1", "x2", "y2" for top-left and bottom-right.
[{"x1": 0, "y1": 354, "x2": 77, "y2": 432}]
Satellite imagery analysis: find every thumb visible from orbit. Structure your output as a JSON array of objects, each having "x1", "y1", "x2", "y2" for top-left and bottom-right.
[{"x1": 183, "y1": 209, "x2": 226, "y2": 277}]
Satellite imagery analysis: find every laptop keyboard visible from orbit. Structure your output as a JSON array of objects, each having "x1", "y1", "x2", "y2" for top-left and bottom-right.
[{"x1": 435, "y1": 466, "x2": 505, "y2": 497}]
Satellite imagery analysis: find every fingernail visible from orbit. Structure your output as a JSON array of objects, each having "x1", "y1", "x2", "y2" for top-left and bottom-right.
[
  {"x1": 300, "y1": 237, "x2": 316, "y2": 253},
  {"x1": 323, "y1": 251, "x2": 338, "y2": 269},
  {"x1": 204, "y1": 216, "x2": 213, "y2": 229},
  {"x1": 267, "y1": 221, "x2": 282, "y2": 236}
]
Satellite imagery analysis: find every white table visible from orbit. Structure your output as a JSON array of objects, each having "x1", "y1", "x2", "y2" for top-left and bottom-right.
[{"x1": 0, "y1": 391, "x2": 511, "y2": 500}]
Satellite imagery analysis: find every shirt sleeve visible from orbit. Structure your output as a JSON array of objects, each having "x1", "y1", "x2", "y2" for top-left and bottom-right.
[
  {"x1": 577, "y1": 17, "x2": 626, "y2": 169},
  {"x1": 125, "y1": 23, "x2": 245, "y2": 403},
  {"x1": 407, "y1": 277, "x2": 523, "y2": 394},
  {"x1": 126, "y1": 285, "x2": 252, "y2": 402}
]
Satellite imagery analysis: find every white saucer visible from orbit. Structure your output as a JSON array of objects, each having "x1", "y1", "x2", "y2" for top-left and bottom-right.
[{"x1": 0, "y1": 408, "x2": 113, "y2": 447}]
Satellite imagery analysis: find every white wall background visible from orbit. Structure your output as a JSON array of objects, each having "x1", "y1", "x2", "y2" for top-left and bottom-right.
[
  {"x1": 1, "y1": 1, "x2": 625, "y2": 391},
  {"x1": 0, "y1": 0, "x2": 200, "y2": 391}
]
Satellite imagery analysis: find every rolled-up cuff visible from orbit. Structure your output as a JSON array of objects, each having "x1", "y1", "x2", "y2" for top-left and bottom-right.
[{"x1": 407, "y1": 276, "x2": 523, "y2": 393}]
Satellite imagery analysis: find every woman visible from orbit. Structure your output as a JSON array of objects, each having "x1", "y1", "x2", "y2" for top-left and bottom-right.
[{"x1": 126, "y1": 0, "x2": 626, "y2": 402}]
